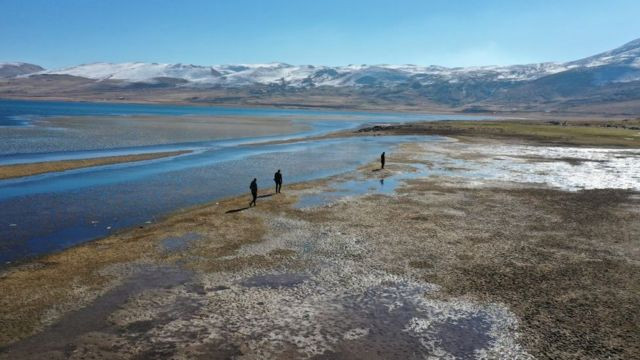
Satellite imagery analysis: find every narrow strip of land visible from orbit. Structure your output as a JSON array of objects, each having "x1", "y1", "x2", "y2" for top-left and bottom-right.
[
  {"x1": 271, "y1": 119, "x2": 640, "y2": 148},
  {"x1": 0, "y1": 150, "x2": 191, "y2": 180},
  {"x1": 355, "y1": 119, "x2": 640, "y2": 147}
]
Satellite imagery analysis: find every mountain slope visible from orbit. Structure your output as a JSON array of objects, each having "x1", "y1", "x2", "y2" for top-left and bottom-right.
[
  {"x1": 0, "y1": 62, "x2": 44, "y2": 78},
  {"x1": 567, "y1": 38, "x2": 640, "y2": 68}
]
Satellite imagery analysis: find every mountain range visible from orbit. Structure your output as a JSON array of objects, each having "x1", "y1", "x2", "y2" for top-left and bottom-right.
[{"x1": 2, "y1": 38, "x2": 640, "y2": 115}]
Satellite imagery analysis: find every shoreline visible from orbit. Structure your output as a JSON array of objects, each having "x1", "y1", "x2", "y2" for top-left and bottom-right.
[
  {"x1": 1, "y1": 96, "x2": 633, "y2": 120},
  {"x1": 0, "y1": 133, "x2": 638, "y2": 358}
]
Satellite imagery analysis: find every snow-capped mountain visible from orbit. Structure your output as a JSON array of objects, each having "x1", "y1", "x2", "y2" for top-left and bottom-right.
[
  {"x1": 19, "y1": 38, "x2": 635, "y2": 88},
  {"x1": 35, "y1": 61, "x2": 572, "y2": 88},
  {"x1": 3, "y1": 38, "x2": 639, "y2": 98}
]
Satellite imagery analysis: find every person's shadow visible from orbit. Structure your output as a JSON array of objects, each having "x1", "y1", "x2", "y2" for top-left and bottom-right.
[{"x1": 225, "y1": 193, "x2": 276, "y2": 214}]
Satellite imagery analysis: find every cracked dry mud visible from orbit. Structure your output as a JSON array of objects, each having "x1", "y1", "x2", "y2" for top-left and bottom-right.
[{"x1": 1, "y1": 139, "x2": 639, "y2": 359}]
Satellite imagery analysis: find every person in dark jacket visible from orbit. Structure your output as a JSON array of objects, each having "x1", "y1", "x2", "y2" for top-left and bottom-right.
[
  {"x1": 274, "y1": 169, "x2": 283, "y2": 194},
  {"x1": 249, "y1": 178, "x2": 258, "y2": 207},
  {"x1": 381, "y1": 152, "x2": 386, "y2": 169}
]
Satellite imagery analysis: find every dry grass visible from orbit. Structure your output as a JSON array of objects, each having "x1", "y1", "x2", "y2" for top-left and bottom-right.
[{"x1": 355, "y1": 120, "x2": 640, "y2": 147}]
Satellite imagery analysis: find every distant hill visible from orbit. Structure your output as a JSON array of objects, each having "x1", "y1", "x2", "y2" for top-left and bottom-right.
[{"x1": 0, "y1": 62, "x2": 44, "y2": 78}]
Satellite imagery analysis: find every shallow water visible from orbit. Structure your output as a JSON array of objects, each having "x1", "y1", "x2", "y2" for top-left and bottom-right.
[
  {"x1": 0, "y1": 99, "x2": 482, "y2": 156},
  {"x1": 0, "y1": 100, "x2": 498, "y2": 264},
  {"x1": 0, "y1": 131, "x2": 445, "y2": 265},
  {"x1": 296, "y1": 164, "x2": 428, "y2": 208}
]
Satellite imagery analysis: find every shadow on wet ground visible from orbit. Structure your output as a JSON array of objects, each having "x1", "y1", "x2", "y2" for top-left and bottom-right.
[{"x1": 226, "y1": 207, "x2": 250, "y2": 214}]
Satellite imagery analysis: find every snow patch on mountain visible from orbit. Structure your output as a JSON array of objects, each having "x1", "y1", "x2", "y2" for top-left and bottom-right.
[{"x1": 43, "y1": 62, "x2": 219, "y2": 83}]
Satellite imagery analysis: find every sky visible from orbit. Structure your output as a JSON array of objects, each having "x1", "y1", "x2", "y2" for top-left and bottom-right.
[{"x1": 1, "y1": 0, "x2": 639, "y2": 69}]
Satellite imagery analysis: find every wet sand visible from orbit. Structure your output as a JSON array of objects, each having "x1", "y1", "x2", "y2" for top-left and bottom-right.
[
  {"x1": 0, "y1": 136, "x2": 639, "y2": 359},
  {"x1": 0, "y1": 151, "x2": 191, "y2": 179}
]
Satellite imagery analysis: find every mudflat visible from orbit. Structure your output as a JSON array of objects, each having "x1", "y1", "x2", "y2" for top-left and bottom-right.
[{"x1": 0, "y1": 127, "x2": 639, "y2": 359}]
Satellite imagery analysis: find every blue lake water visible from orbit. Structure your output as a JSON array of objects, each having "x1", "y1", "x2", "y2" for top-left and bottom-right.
[
  {"x1": 0, "y1": 99, "x2": 492, "y2": 265},
  {"x1": 0, "y1": 99, "x2": 402, "y2": 126}
]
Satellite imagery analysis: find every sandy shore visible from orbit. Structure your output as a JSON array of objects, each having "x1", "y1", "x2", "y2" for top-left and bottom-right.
[
  {"x1": 0, "y1": 133, "x2": 639, "y2": 358},
  {"x1": 0, "y1": 151, "x2": 191, "y2": 180}
]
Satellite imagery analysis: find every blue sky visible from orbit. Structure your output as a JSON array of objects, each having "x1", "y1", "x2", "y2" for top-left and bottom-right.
[{"x1": 1, "y1": 0, "x2": 639, "y2": 69}]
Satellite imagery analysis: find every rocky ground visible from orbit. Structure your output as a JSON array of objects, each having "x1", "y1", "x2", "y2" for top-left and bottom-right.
[{"x1": 1, "y1": 137, "x2": 639, "y2": 359}]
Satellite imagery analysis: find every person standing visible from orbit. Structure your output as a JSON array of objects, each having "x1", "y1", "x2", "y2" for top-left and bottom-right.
[
  {"x1": 274, "y1": 169, "x2": 283, "y2": 194},
  {"x1": 381, "y1": 152, "x2": 386, "y2": 169},
  {"x1": 249, "y1": 178, "x2": 258, "y2": 207}
]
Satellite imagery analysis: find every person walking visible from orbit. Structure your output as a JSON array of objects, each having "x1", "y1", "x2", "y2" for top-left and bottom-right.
[
  {"x1": 274, "y1": 169, "x2": 283, "y2": 194},
  {"x1": 249, "y1": 178, "x2": 258, "y2": 207},
  {"x1": 381, "y1": 152, "x2": 386, "y2": 169}
]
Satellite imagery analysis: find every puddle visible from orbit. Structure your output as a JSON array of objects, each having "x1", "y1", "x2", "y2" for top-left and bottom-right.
[
  {"x1": 434, "y1": 316, "x2": 493, "y2": 359},
  {"x1": 160, "y1": 232, "x2": 202, "y2": 252},
  {"x1": 240, "y1": 273, "x2": 310, "y2": 288},
  {"x1": 296, "y1": 165, "x2": 427, "y2": 208}
]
